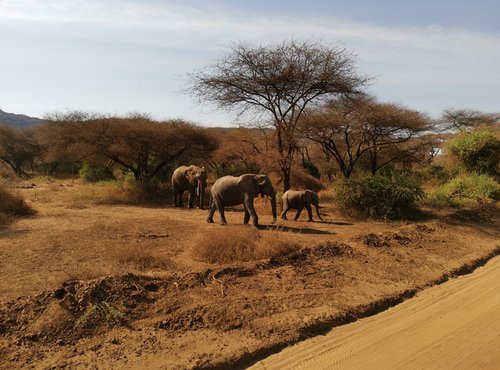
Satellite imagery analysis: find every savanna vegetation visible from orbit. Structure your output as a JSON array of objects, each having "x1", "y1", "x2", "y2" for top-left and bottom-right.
[
  {"x1": 2, "y1": 58, "x2": 497, "y2": 220},
  {"x1": 0, "y1": 40, "x2": 499, "y2": 369}
]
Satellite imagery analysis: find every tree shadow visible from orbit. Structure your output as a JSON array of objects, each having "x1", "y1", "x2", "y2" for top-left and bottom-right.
[{"x1": 256, "y1": 224, "x2": 334, "y2": 235}]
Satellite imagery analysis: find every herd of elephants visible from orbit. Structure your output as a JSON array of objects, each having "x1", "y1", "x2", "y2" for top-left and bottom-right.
[{"x1": 171, "y1": 165, "x2": 323, "y2": 227}]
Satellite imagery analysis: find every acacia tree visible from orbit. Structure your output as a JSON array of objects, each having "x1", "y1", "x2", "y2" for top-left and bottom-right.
[
  {"x1": 208, "y1": 127, "x2": 274, "y2": 176},
  {"x1": 189, "y1": 40, "x2": 367, "y2": 191},
  {"x1": 304, "y1": 96, "x2": 431, "y2": 178},
  {"x1": 440, "y1": 109, "x2": 499, "y2": 132},
  {"x1": 0, "y1": 125, "x2": 41, "y2": 176},
  {"x1": 303, "y1": 96, "x2": 372, "y2": 178},
  {"x1": 362, "y1": 102, "x2": 431, "y2": 174},
  {"x1": 44, "y1": 113, "x2": 216, "y2": 188}
]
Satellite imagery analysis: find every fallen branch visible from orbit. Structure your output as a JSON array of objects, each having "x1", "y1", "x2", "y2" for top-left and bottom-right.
[
  {"x1": 212, "y1": 275, "x2": 226, "y2": 297},
  {"x1": 174, "y1": 271, "x2": 204, "y2": 290}
]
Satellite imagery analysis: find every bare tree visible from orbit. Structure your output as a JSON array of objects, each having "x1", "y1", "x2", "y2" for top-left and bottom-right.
[
  {"x1": 304, "y1": 96, "x2": 431, "y2": 178},
  {"x1": 440, "y1": 109, "x2": 499, "y2": 132},
  {"x1": 189, "y1": 40, "x2": 367, "y2": 191}
]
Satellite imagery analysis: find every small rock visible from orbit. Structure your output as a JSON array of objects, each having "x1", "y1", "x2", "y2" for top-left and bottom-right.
[
  {"x1": 110, "y1": 338, "x2": 120, "y2": 345},
  {"x1": 56, "y1": 339, "x2": 65, "y2": 346}
]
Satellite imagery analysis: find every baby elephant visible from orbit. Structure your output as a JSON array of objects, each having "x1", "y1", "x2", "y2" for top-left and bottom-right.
[{"x1": 281, "y1": 189, "x2": 323, "y2": 222}]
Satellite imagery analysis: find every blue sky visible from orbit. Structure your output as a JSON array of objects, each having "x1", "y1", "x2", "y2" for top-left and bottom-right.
[{"x1": 0, "y1": 0, "x2": 499, "y2": 126}]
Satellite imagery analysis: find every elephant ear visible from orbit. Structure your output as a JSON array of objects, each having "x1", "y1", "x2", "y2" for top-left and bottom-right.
[
  {"x1": 254, "y1": 176, "x2": 267, "y2": 197},
  {"x1": 184, "y1": 168, "x2": 198, "y2": 183},
  {"x1": 237, "y1": 175, "x2": 256, "y2": 196}
]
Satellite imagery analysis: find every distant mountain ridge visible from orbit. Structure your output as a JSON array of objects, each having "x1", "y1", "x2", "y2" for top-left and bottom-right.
[{"x1": 0, "y1": 109, "x2": 44, "y2": 128}]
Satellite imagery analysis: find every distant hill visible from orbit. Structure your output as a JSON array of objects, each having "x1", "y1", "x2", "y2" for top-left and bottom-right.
[{"x1": 0, "y1": 109, "x2": 44, "y2": 128}]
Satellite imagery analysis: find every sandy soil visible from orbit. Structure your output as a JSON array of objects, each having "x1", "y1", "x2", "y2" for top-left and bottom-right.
[
  {"x1": 0, "y1": 181, "x2": 499, "y2": 369},
  {"x1": 251, "y1": 255, "x2": 500, "y2": 369}
]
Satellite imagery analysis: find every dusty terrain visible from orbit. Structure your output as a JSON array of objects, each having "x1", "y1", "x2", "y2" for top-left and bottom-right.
[
  {"x1": 0, "y1": 181, "x2": 499, "y2": 369},
  {"x1": 251, "y1": 255, "x2": 500, "y2": 369}
]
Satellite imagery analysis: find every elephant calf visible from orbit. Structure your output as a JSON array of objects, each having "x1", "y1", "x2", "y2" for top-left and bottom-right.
[{"x1": 281, "y1": 189, "x2": 323, "y2": 222}]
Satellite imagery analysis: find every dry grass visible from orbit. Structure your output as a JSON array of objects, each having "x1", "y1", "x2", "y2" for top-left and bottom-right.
[
  {"x1": 193, "y1": 226, "x2": 297, "y2": 263},
  {"x1": 0, "y1": 185, "x2": 36, "y2": 223},
  {"x1": 73, "y1": 181, "x2": 169, "y2": 206},
  {"x1": 109, "y1": 244, "x2": 171, "y2": 271}
]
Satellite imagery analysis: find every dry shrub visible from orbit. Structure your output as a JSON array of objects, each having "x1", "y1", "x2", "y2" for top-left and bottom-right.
[
  {"x1": 256, "y1": 231, "x2": 297, "y2": 260},
  {"x1": 110, "y1": 244, "x2": 169, "y2": 270},
  {"x1": 65, "y1": 199, "x2": 89, "y2": 210},
  {"x1": 193, "y1": 226, "x2": 297, "y2": 263},
  {"x1": 0, "y1": 212, "x2": 10, "y2": 226},
  {"x1": 74, "y1": 182, "x2": 137, "y2": 205},
  {"x1": 0, "y1": 185, "x2": 36, "y2": 217}
]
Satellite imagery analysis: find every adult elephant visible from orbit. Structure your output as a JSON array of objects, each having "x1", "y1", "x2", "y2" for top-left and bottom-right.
[
  {"x1": 207, "y1": 174, "x2": 277, "y2": 226},
  {"x1": 281, "y1": 189, "x2": 323, "y2": 222},
  {"x1": 172, "y1": 165, "x2": 207, "y2": 209}
]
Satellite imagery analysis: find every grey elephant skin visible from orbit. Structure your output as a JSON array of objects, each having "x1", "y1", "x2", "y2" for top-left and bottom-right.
[
  {"x1": 172, "y1": 165, "x2": 207, "y2": 209},
  {"x1": 207, "y1": 174, "x2": 277, "y2": 226},
  {"x1": 281, "y1": 189, "x2": 323, "y2": 222}
]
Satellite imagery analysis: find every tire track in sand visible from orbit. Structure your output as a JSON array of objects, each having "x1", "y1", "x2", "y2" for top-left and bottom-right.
[{"x1": 251, "y1": 256, "x2": 500, "y2": 370}]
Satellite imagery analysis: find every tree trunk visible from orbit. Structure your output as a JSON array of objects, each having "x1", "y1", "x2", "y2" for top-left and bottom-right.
[{"x1": 282, "y1": 167, "x2": 291, "y2": 192}]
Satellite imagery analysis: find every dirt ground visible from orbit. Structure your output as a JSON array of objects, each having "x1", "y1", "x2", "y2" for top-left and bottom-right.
[
  {"x1": 0, "y1": 181, "x2": 499, "y2": 369},
  {"x1": 251, "y1": 255, "x2": 500, "y2": 369}
]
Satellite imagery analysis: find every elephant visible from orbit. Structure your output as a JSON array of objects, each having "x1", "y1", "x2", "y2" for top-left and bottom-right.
[
  {"x1": 171, "y1": 165, "x2": 207, "y2": 209},
  {"x1": 207, "y1": 174, "x2": 277, "y2": 226},
  {"x1": 281, "y1": 189, "x2": 323, "y2": 222}
]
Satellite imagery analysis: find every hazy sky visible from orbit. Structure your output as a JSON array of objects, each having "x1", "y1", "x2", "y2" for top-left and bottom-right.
[{"x1": 1, "y1": 0, "x2": 499, "y2": 126}]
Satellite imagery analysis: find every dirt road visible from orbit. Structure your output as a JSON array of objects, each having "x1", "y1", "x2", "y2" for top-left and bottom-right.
[{"x1": 251, "y1": 256, "x2": 500, "y2": 370}]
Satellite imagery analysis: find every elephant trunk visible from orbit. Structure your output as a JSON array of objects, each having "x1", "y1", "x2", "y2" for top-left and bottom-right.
[
  {"x1": 198, "y1": 181, "x2": 205, "y2": 210},
  {"x1": 270, "y1": 192, "x2": 277, "y2": 223}
]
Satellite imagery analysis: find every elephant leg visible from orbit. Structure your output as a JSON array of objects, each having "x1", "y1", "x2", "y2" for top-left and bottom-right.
[
  {"x1": 305, "y1": 203, "x2": 313, "y2": 222},
  {"x1": 214, "y1": 197, "x2": 227, "y2": 225},
  {"x1": 315, "y1": 205, "x2": 323, "y2": 221},
  {"x1": 281, "y1": 205, "x2": 290, "y2": 220},
  {"x1": 173, "y1": 185, "x2": 181, "y2": 207},
  {"x1": 244, "y1": 194, "x2": 258, "y2": 226},
  {"x1": 207, "y1": 200, "x2": 216, "y2": 223},
  {"x1": 243, "y1": 208, "x2": 251, "y2": 225},
  {"x1": 294, "y1": 205, "x2": 303, "y2": 221},
  {"x1": 187, "y1": 190, "x2": 195, "y2": 208},
  {"x1": 178, "y1": 190, "x2": 184, "y2": 207},
  {"x1": 173, "y1": 187, "x2": 178, "y2": 206}
]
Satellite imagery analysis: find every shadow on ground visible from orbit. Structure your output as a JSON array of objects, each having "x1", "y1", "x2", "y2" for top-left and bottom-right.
[{"x1": 257, "y1": 224, "x2": 334, "y2": 235}]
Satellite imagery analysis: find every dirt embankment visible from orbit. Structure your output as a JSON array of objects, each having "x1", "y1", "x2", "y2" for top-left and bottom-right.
[{"x1": 0, "y1": 183, "x2": 499, "y2": 369}]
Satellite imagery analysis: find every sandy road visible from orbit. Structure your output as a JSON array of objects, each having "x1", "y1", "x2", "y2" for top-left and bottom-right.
[{"x1": 251, "y1": 256, "x2": 500, "y2": 370}]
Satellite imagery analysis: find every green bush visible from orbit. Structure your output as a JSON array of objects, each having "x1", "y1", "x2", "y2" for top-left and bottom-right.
[
  {"x1": 440, "y1": 173, "x2": 499, "y2": 203},
  {"x1": 423, "y1": 191, "x2": 456, "y2": 209},
  {"x1": 448, "y1": 131, "x2": 500, "y2": 177},
  {"x1": 79, "y1": 163, "x2": 115, "y2": 182},
  {"x1": 336, "y1": 174, "x2": 424, "y2": 220},
  {"x1": 416, "y1": 165, "x2": 454, "y2": 184}
]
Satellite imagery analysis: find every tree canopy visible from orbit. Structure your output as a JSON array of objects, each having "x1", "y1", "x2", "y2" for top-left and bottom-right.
[{"x1": 189, "y1": 40, "x2": 368, "y2": 190}]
